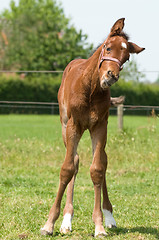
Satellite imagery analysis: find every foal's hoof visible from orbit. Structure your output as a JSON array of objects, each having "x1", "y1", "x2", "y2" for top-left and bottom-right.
[
  {"x1": 95, "y1": 232, "x2": 107, "y2": 238},
  {"x1": 95, "y1": 226, "x2": 107, "y2": 238},
  {"x1": 103, "y1": 209, "x2": 117, "y2": 228},
  {"x1": 60, "y1": 213, "x2": 72, "y2": 234},
  {"x1": 40, "y1": 221, "x2": 54, "y2": 236},
  {"x1": 107, "y1": 224, "x2": 117, "y2": 229},
  {"x1": 40, "y1": 228, "x2": 53, "y2": 236},
  {"x1": 60, "y1": 227, "x2": 71, "y2": 234}
]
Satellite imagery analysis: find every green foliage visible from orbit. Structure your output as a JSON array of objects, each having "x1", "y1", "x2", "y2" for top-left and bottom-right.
[
  {"x1": 155, "y1": 75, "x2": 159, "y2": 85},
  {"x1": 111, "y1": 78, "x2": 159, "y2": 106},
  {"x1": 0, "y1": 73, "x2": 61, "y2": 102},
  {"x1": 0, "y1": 73, "x2": 62, "y2": 113},
  {"x1": 120, "y1": 58, "x2": 145, "y2": 82},
  {"x1": 0, "y1": 115, "x2": 159, "y2": 239},
  {"x1": 0, "y1": 0, "x2": 93, "y2": 70},
  {"x1": 0, "y1": 73, "x2": 159, "y2": 114}
]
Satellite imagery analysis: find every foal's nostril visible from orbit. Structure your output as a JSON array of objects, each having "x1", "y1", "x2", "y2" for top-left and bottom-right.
[
  {"x1": 107, "y1": 70, "x2": 119, "y2": 80},
  {"x1": 107, "y1": 70, "x2": 112, "y2": 77}
]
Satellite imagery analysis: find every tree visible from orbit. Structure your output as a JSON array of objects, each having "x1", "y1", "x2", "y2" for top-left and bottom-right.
[
  {"x1": 155, "y1": 75, "x2": 159, "y2": 85},
  {"x1": 120, "y1": 57, "x2": 145, "y2": 82},
  {"x1": 0, "y1": 0, "x2": 93, "y2": 70}
]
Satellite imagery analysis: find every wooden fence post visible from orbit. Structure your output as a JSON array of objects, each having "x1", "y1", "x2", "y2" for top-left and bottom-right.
[{"x1": 117, "y1": 104, "x2": 124, "y2": 131}]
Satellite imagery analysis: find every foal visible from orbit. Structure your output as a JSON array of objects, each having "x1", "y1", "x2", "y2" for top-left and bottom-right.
[{"x1": 41, "y1": 18, "x2": 145, "y2": 237}]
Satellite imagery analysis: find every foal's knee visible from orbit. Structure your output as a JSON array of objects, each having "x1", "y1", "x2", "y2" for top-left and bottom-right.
[
  {"x1": 90, "y1": 164, "x2": 105, "y2": 185},
  {"x1": 60, "y1": 163, "x2": 75, "y2": 185}
]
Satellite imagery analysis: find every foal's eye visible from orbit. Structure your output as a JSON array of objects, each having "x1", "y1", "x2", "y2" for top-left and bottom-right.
[{"x1": 106, "y1": 47, "x2": 111, "y2": 52}]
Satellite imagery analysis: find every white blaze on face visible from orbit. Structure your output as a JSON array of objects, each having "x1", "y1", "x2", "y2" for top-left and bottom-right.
[{"x1": 121, "y1": 42, "x2": 127, "y2": 49}]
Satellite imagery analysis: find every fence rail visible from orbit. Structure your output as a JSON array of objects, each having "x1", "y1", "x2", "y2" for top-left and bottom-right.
[
  {"x1": 0, "y1": 101, "x2": 59, "y2": 105},
  {"x1": 0, "y1": 70, "x2": 159, "y2": 73},
  {"x1": 0, "y1": 100, "x2": 159, "y2": 114},
  {"x1": 1, "y1": 101, "x2": 159, "y2": 109},
  {"x1": 0, "y1": 101, "x2": 59, "y2": 114},
  {"x1": 0, "y1": 101, "x2": 158, "y2": 130},
  {"x1": 0, "y1": 70, "x2": 64, "y2": 73}
]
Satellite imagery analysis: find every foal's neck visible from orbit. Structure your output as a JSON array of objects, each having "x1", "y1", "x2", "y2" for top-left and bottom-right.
[{"x1": 86, "y1": 44, "x2": 103, "y2": 94}]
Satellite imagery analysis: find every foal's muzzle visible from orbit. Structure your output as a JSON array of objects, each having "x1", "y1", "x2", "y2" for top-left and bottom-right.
[{"x1": 101, "y1": 71, "x2": 119, "y2": 89}]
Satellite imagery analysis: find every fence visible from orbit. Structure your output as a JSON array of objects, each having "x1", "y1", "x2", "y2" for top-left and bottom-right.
[
  {"x1": 1, "y1": 70, "x2": 159, "y2": 129},
  {"x1": 0, "y1": 101, "x2": 59, "y2": 114},
  {"x1": 0, "y1": 101, "x2": 159, "y2": 130},
  {"x1": 1, "y1": 100, "x2": 159, "y2": 113},
  {"x1": 116, "y1": 104, "x2": 159, "y2": 130}
]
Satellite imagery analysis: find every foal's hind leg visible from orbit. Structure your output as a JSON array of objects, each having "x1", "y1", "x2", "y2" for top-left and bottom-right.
[{"x1": 41, "y1": 118, "x2": 82, "y2": 236}]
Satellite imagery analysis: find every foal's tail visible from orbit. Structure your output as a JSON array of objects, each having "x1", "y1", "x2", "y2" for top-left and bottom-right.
[{"x1": 110, "y1": 96, "x2": 125, "y2": 106}]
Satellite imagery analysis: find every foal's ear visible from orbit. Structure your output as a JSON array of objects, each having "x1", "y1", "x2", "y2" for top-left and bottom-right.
[
  {"x1": 128, "y1": 42, "x2": 145, "y2": 54},
  {"x1": 110, "y1": 18, "x2": 125, "y2": 35}
]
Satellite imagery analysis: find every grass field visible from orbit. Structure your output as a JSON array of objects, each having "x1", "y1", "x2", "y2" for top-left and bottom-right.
[{"x1": 0, "y1": 114, "x2": 159, "y2": 240}]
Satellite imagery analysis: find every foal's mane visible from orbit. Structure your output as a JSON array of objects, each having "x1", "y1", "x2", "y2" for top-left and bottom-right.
[
  {"x1": 90, "y1": 31, "x2": 129, "y2": 57},
  {"x1": 111, "y1": 31, "x2": 129, "y2": 41}
]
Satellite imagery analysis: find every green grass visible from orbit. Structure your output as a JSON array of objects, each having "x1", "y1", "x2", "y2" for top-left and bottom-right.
[{"x1": 0, "y1": 115, "x2": 159, "y2": 240}]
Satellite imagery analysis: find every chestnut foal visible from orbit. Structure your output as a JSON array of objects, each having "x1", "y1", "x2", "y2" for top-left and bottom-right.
[{"x1": 41, "y1": 18, "x2": 145, "y2": 237}]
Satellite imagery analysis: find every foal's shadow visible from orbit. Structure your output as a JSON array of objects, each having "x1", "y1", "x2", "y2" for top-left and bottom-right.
[
  {"x1": 109, "y1": 226, "x2": 159, "y2": 239},
  {"x1": 47, "y1": 227, "x2": 159, "y2": 239}
]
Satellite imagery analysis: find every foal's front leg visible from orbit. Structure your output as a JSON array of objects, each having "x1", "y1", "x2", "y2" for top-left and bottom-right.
[
  {"x1": 102, "y1": 175, "x2": 117, "y2": 228},
  {"x1": 60, "y1": 153, "x2": 79, "y2": 233},
  {"x1": 60, "y1": 119, "x2": 80, "y2": 233},
  {"x1": 41, "y1": 119, "x2": 82, "y2": 236},
  {"x1": 89, "y1": 120, "x2": 108, "y2": 237}
]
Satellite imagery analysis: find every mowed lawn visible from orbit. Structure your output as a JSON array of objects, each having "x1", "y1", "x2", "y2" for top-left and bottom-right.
[{"x1": 0, "y1": 114, "x2": 159, "y2": 240}]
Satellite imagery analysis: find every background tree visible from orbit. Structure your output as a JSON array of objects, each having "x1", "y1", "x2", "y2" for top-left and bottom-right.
[
  {"x1": 0, "y1": 0, "x2": 93, "y2": 70},
  {"x1": 155, "y1": 75, "x2": 159, "y2": 85},
  {"x1": 120, "y1": 57, "x2": 145, "y2": 82}
]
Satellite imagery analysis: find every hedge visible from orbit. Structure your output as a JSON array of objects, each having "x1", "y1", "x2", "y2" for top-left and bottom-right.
[
  {"x1": 0, "y1": 74, "x2": 159, "y2": 114},
  {"x1": 0, "y1": 74, "x2": 62, "y2": 114},
  {"x1": 0, "y1": 74, "x2": 62, "y2": 102},
  {"x1": 111, "y1": 79, "x2": 159, "y2": 106}
]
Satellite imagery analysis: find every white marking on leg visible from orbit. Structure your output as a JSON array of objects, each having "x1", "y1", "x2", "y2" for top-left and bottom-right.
[
  {"x1": 103, "y1": 209, "x2": 117, "y2": 228},
  {"x1": 121, "y1": 42, "x2": 127, "y2": 49},
  {"x1": 60, "y1": 213, "x2": 72, "y2": 233}
]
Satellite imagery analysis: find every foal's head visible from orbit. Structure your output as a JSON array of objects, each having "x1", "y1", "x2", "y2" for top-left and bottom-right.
[{"x1": 98, "y1": 18, "x2": 145, "y2": 90}]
